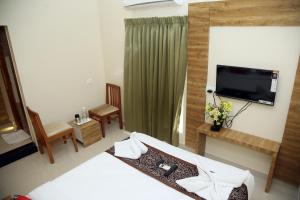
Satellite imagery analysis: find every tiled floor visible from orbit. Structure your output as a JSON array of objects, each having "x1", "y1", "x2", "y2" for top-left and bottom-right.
[
  {"x1": 0, "y1": 123, "x2": 129, "y2": 198},
  {"x1": 0, "y1": 122, "x2": 298, "y2": 199}
]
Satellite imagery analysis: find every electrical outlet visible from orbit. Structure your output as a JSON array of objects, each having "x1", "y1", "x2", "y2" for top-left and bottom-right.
[
  {"x1": 206, "y1": 85, "x2": 216, "y2": 93},
  {"x1": 86, "y1": 78, "x2": 93, "y2": 85}
]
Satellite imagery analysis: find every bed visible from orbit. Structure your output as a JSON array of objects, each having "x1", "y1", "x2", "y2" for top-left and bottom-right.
[{"x1": 29, "y1": 133, "x2": 254, "y2": 200}]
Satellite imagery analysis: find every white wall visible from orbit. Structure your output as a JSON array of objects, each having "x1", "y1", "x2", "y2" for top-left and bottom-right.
[
  {"x1": 206, "y1": 27, "x2": 300, "y2": 173},
  {"x1": 0, "y1": 0, "x2": 106, "y2": 124}
]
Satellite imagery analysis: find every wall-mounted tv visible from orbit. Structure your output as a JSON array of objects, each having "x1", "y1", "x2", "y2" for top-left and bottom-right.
[{"x1": 216, "y1": 65, "x2": 278, "y2": 106}]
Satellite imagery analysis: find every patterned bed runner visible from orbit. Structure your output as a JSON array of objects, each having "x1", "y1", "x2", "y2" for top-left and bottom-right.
[{"x1": 106, "y1": 143, "x2": 248, "y2": 200}]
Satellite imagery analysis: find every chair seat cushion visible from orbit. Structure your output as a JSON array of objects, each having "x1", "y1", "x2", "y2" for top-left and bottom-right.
[
  {"x1": 90, "y1": 104, "x2": 119, "y2": 117},
  {"x1": 44, "y1": 121, "x2": 72, "y2": 137}
]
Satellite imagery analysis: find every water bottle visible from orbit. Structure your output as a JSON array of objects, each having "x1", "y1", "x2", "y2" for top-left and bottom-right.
[
  {"x1": 85, "y1": 108, "x2": 89, "y2": 120},
  {"x1": 81, "y1": 107, "x2": 87, "y2": 122}
]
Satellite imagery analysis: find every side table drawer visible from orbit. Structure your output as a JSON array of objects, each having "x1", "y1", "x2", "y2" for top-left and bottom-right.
[
  {"x1": 83, "y1": 133, "x2": 101, "y2": 147},
  {"x1": 81, "y1": 126, "x2": 101, "y2": 147},
  {"x1": 69, "y1": 119, "x2": 102, "y2": 147},
  {"x1": 81, "y1": 124, "x2": 101, "y2": 139}
]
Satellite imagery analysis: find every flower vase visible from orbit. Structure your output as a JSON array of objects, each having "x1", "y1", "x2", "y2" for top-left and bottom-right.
[{"x1": 210, "y1": 121, "x2": 223, "y2": 132}]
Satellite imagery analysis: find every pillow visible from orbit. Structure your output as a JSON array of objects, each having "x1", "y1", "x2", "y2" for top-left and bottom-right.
[{"x1": 13, "y1": 195, "x2": 31, "y2": 200}]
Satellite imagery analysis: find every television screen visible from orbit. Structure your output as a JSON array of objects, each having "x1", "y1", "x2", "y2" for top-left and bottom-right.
[{"x1": 216, "y1": 65, "x2": 278, "y2": 106}]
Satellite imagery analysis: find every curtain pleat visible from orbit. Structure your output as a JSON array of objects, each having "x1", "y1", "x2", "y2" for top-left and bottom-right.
[{"x1": 124, "y1": 16, "x2": 187, "y2": 145}]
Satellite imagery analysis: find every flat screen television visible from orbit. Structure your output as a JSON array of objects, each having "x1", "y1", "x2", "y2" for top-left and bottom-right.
[{"x1": 216, "y1": 65, "x2": 278, "y2": 106}]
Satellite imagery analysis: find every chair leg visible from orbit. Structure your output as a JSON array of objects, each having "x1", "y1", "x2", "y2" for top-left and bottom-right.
[
  {"x1": 62, "y1": 136, "x2": 67, "y2": 144},
  {"x1": 107, "y1": 116, "x2": 111, "y2": 124},
  {"x1": 38, "y1": 140, "x2": 44, "y2": 154},
  {"x1": 45, "y1": 142, "x2": 54, "y2": 164},
  {"x1": 71, "y1": 131, "x2": 78, "y2": 152},
  {"x1": 118, "y1": 112, "x2": 123, "y2": 129},
  {"x1": 100, "y1": 120, "x2": 106, "y2": 138}
]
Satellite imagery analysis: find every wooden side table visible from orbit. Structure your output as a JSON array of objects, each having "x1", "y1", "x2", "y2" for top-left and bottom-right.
[
  {"x1": 69, "y1": 119, "x2": 102, "y2": 147},
  {"x1": 197, "y1": 123, "x2": 280, "y2": 193}
]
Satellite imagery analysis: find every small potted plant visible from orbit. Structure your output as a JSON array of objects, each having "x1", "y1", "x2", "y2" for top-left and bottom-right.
[{"x1": 205, "y1": 101, "x2": 232, "y2": 132}]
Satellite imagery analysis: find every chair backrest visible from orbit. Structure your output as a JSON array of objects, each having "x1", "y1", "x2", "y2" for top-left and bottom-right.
[
  {"x1": 27, "y1": 107, "x2": 47, "y2": 140},
  {"x1": 106, "y1": 83, "x2": 121, "y2": 110}
]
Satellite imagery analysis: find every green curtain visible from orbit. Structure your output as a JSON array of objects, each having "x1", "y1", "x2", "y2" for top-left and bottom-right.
[{"x1": 124, "y1": 16, "x2": 187, "y2": 146}]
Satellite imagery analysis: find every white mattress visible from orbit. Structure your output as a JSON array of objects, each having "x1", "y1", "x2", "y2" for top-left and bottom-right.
[{"x1": 29, "y1": 133, "x2": 254, "y2": 200}]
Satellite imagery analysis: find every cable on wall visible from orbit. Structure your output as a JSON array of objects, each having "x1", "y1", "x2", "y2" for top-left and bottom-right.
[
  {"x1": 212, "y1": 92, "x2": 252, "y2": 128},
  {"x1": 224, "y1": 101, "x2": 252, "y2": 128}
]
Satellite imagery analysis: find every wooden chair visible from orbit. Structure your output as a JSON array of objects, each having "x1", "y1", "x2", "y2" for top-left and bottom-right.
[
  {"x1": 27, "y1": 107, "x2": 78, "y2": 164},
  {"x1": 89, "y1": 83, "x2": 123, "y2": 137}
]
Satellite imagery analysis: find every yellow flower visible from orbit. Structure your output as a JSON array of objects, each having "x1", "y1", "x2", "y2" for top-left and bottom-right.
[
  {"x1": 205, "y1": 101, "x2": 233, "y2": 123},
  {"x1": 205, "y1": 104, "x2": 211, "y2": 112},
  {"x1": 221, "y1": 101, "x2": 232, "y2": 112}
]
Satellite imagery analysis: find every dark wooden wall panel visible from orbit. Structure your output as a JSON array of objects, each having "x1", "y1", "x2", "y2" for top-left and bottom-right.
[
  {"x1": 186, "y1": 5, "x2": 210, "y2": 152},
  {"x1": 0, "y1": 89, "x2": 10, "y2": 125},
  {"x1": 275, "y1": 57, "x2": 300, "y2": 184},
  {"x1": 186, "y1": 0, "x2": 300, "y2": 184}
]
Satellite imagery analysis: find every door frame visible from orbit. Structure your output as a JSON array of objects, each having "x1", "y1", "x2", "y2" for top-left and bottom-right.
[{"x1": 0, "y1": 25, "x2": 36, "y2": 143}]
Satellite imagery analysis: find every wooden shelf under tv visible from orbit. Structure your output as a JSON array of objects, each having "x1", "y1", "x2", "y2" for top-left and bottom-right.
[{"x1": 196, "y1": 123, "x2": 280, "y2": 193}]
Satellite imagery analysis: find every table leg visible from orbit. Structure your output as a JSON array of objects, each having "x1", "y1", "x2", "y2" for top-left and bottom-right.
[
  {"x1": 196, "y1": 133, "x2": 206, "y2": 156},
  {"x1": 265, "y1": 152, "x2": 278, "y2": 192}
]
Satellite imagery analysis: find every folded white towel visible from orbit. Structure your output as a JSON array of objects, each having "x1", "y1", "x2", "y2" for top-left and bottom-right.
[
  {"x1": 130, "y1": 133, "x2": 148, "y2": 154},
  {"x1": 114, "y1": 132, "x2": 148, "y2": 159},
  {"x1": 176, "y1": 158, "x2": 250, "y2": 200}
]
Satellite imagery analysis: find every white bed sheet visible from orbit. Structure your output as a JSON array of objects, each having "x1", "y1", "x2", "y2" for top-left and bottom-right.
[{"x1": 29, "y1": 133, "x2": 254, "y2": 200}]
